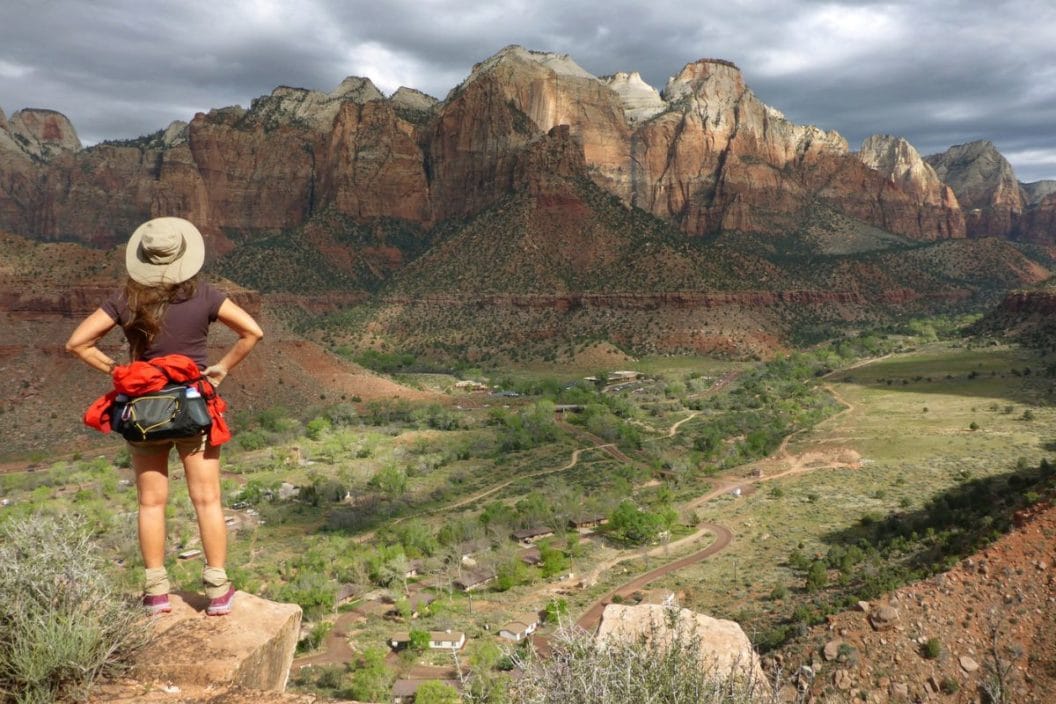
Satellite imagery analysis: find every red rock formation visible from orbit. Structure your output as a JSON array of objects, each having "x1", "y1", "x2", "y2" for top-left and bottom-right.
[
  {"x1": 7, "y1": 108, "x2": 81, "y2": 158},
  {"x1": 926, "y1": 140, "x2": 1025, "y2": 238},
  {"x1": 317, "y1": 99, "x2": 431, "y2": 222},
  {"x1": 1018, "y1": 192, "x2": 1056, "y2": 243},
  {"x1": 0, "y1": 46, "x2": 991, "y2": 248}
]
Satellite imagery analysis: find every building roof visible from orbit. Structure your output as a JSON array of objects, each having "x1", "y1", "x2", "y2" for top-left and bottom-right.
[
  {"x1": 512, "y1": 526, "x2": 554, "y2": 540},
  {"x1": 453, "y1": 568, "x2": 494, "y2": 590},
  {"x1": 503, "y1": 613, "x2": 539, "y2": 629},
  {"x1": 389, "y1": 630, "x2": 465, "y2": 644},
  {"x1": 569, "y1": 513, "x2": 607, "y2": 526}
]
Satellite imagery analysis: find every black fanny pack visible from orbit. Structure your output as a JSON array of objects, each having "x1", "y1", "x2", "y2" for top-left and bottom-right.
[{"x1": 111, "y1": 384, "x2": 212, "y2": 442}]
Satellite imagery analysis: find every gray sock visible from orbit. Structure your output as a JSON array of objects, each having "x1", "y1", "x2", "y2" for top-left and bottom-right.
[
  {"x1": 202, "y1": 565, "x2": 231, "y2": 599},
  {"x1": 144, "y1": 566, "x2": 170, "y2": 597}
]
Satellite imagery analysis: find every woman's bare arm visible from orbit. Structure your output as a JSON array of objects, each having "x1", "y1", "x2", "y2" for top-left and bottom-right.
[
  {"x1": 203, "y1": 299, "x2": 263, "y2": 386},
  {"x1": 66, "y1": 308, "x2": 121, "y2": 375}
]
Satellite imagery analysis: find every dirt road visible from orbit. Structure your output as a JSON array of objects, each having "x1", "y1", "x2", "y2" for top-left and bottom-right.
[{"x1": 575, "y1": 523, "x2": 733, "y2": 632}]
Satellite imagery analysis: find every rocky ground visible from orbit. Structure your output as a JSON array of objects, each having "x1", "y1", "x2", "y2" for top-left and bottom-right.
[{"x1": 788, "y1": 502, "x2": 1056, "y2": 703}]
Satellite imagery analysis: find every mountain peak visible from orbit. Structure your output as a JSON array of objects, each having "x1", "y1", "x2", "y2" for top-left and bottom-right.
[
  {"x1": 662, "y1": 59, "x2": 745, "y2": 103},
  {"x1": 471, "y1": 45, "x2": 597, "y2": 81},
  {"x1": 330, "y1": 76, "x2": 384, "y2": 103},
  {"x1": 390, "y1": 86, "x2": 438, "y2": 113},
  {"x1": 859, "y1": 134, "x2": 954, "y2": 207},
  {"x1": 926, "y1": 140, "x2": 1023, "y2": 236},
  {"x1": 6, "y1": 108, "x2": 81, "y2": 160},
  {"x1": 600, "y1": 71, "x2": 666, "y2": 125}
]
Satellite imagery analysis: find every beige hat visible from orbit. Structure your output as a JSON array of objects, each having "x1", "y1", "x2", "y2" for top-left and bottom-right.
[{"x1": 125, "y1": 217, "x2": 205, "y2": 286}]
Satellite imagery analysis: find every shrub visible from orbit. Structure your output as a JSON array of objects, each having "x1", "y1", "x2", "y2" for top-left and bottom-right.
[
  {"x1": 297, "y1": 620, "x2": 333, "y2": 654},
  {"x1": 922, "y1": 637, "x2": 943, "y2": 659},
  {"x1": 0, "y1": 515, "x2": 151, "y2": 703},
  {"x1": 305, "y1": 416, "x2": 332, "y2": 440},
  {"x1": 274, "y1": 572, "x2": 336, "y2": 618},
  {"x1": 511, "y1": 622, "x2": 785, "y2": 703}
]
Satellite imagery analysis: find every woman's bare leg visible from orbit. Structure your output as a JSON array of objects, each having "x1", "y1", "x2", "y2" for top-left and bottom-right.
[
  {"x1": 180, "y1": 443, "x2": 226, "y2": 571},
  {"x1": 133, "y1": 449, "x2": 170, "y2": 569}
]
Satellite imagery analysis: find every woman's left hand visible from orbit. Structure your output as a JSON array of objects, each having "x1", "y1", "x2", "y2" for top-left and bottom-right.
[{"x1": 203, "y1": 363, "x2": 228, "y2": 387}]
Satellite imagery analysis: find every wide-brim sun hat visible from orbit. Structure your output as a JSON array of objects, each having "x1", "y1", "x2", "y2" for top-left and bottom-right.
[{"x1": 125, "y1": 216, "x2": 205, "y2": 286}]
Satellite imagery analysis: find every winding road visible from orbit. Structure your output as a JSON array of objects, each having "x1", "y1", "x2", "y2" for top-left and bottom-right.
[
  {"x1": 304, "y1": 357, "x2": 877, "y2": 663},
  {"x1": 575, "y1": 522, "x2": 733, "y2": 631}
]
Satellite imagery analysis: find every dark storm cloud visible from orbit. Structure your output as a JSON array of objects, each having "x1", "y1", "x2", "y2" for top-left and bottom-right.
[{"x1": 1, "y1": 0, "x2": 1054, "y2": 179}]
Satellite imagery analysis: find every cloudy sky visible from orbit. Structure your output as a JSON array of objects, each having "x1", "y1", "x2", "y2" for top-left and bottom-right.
[{"x1": 2, "y1": 0, "x2": 1054, "y2": 180}]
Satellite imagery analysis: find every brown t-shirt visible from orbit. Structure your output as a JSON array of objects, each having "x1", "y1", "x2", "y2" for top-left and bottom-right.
[{"x1": 102, "y1": 282, "x2": 227, "y2": 368}]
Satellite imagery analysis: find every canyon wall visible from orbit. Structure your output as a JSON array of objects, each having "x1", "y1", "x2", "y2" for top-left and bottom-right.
[{"x1": 0, "y1": 46, "x2": 993, "y2": 250}]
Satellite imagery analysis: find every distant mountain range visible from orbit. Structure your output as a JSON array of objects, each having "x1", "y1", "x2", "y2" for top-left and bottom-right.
[
  {"x1": 1, "y1": 45, "x2": 1053, "y2": 248},
  {"x1": 1, "y1": 45, "x2": 1054, "y2": 362}
]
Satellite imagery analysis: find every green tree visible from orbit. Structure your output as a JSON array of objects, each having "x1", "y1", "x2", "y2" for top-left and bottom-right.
[
  {"x1": 606, "y1": 500, "x2": 661, "y2": 545},
  {"x1": 409, "y1": 628, "x2": 431, "y2": 652},
  {"x1": 539, "y1": 542, "x2": 569, "y2": 578},
  {"x1": 545, "y1": 597, "x2": 569, "y2": 623},
  {"x1": 806, "y1": 560, "x2": 828, "y2": 592},
  {"x1": 305, "y1": 416, "x2": 331, "y2": 440},
  {"x1": 346, "y1": 646, "x2": 394, "y2": 702},
  {"x1": 414, "y1": 679, "x2": 461, "y2": 703},
  {"x1": 370, "y1": 464, "x2": 408, "y2": 498}
]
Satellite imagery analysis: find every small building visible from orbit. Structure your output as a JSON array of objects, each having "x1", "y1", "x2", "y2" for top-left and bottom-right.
[
  {"x1": 512, "y1": 526, "x2": 555, "y2": 544},
  {"x1": 520, "y1": 546, "x2": 542, "y2": 566},
  {"x1": 404, "y1": 559, "x2": 426, "y2": 579},
  {"x1": 336, "y1": 583, "x2": 359, "y2": 604},
  {"x1": 453, "y1": 568, "x2": 494, "y2": 592},
  {"x1": 609, "y1": 371, "x2": 640, "y2": 381},
  {"x1": 499, "y1": 614, "x2": 539, "y2": 642},
  {"x1": 457, "y1": 538, "x2": 491, "y2": 564},
  {"x1": 553, "y1": 404, "x2": 584, "y2": 414},
  {"x1": 568, "y1": 514, "x2": 608, "y2": 530},
  {"x1": 389, "y1": 630, "x2": 466, "y2": 651},
  {"x1": 392, "y1": 679, "x2": 462, "y2": 703}
]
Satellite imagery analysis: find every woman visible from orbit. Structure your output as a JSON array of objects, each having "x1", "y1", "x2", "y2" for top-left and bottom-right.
[{"x1": 67, "y1": 216, "x2": 263, "y2": 616}]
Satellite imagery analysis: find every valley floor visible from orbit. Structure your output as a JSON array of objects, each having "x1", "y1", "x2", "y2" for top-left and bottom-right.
[{"x1": 3, "y1": 337, "x2": 1055, "y2": 702}]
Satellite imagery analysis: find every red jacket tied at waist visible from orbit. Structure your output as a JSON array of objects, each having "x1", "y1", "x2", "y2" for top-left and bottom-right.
[{"x1": 84, "y1": 354, "x2": 231, "y2": 446}]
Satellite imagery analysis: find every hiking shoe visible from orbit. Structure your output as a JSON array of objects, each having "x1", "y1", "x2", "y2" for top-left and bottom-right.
[
  {"x1": 206, "y1": 586, "x2": 236, "y2": 616},
  {"x1": 143, "y1": 593, "x2": 171, "y2": 616}
]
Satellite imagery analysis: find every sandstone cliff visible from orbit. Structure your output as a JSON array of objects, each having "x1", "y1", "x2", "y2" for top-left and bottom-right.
[
  {"x1": 857, "y1": 134, "x2": 965, "y2": 238},
  {"x1": 3, "y1": 107, "x2": 81, "y2": 160},
  {"x1": 926, "y1": 140, "x2": 1026, "y2": 239},
  {"x1": 0, "y1": 45, "x2": 977, "y2": 248}
]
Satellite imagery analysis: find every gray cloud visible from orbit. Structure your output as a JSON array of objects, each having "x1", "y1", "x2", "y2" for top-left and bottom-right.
[{"x1": 1, "y1": 0, "x2": 1054, "y2": 180}]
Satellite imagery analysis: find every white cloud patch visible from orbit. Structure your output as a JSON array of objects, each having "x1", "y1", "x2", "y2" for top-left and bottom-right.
[{"x1": 0, "y1": 60, "x2": 32, "y2": 79}]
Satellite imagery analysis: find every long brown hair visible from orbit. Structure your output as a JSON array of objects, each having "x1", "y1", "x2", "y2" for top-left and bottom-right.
[{"x1": 123, "y1": 275, "x2": 198, "y2": 360}]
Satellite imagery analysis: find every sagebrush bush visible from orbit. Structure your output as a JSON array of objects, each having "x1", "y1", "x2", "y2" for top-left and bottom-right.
[
  {"x1": 508, "y1": 622, "x2": 802, "y2": 704},
  {"x1": 0, "y1": 515, "x2": 151, "y2": 703}
]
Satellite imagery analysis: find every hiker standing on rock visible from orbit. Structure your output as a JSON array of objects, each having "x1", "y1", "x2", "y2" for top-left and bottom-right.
[{"x1": 66, "y1": 217, "x2": 263, "y2": 616}]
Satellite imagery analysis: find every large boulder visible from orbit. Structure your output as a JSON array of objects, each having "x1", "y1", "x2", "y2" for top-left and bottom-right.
[
  {"x1": 132, "y1": 591, "x2": 301, "y2": 693},
  {"x1": 596, "y1": 603, "x2": 769, "y2": 690}
]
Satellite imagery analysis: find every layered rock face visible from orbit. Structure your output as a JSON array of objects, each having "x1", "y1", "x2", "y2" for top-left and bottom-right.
[
  {"x1": 857, "y1": 135, "x2": 964, "y2": 238},
  {"x1": 0, "y1": 45, "x2": 1005, "y2": 250},
  {"x1": 926, "y1": 140, "x2": 1026, "y2": 238},
  {"x1": 6, "y1": 108, "x2": 82, "y2": 158}
]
